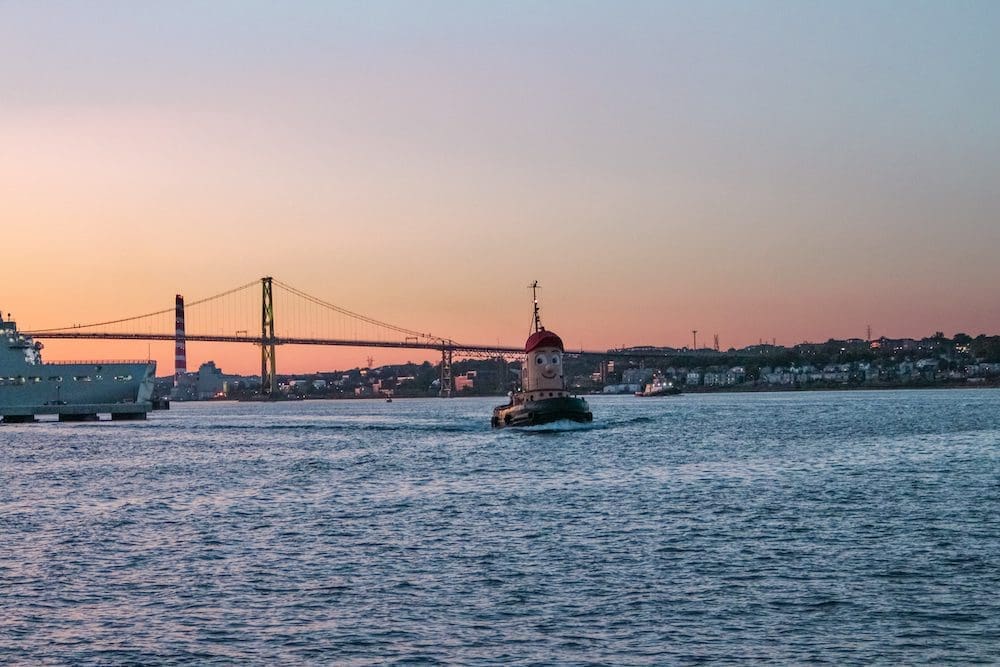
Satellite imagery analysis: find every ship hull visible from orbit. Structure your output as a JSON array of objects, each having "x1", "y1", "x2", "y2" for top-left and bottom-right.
[
  {"x1": 0, "y1": 361, "x2": 156, "y2": 412},
  {"x1": 636, "y1": 386, "x2": 682, "y2": 397},
  {"x1": 2, "y1": 316, "x2": 156, "y2": 421},
  {"x1": 492, "y1": 395, "x2": 593, "y2": 428}
]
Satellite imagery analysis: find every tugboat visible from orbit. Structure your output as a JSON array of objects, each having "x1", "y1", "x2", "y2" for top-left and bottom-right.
[
  {"x1": 491, "y1": 282, "x2": 593, "y2": 428},
  {"x1": 635, "y1": 376, "x2": 682, "y2": 397}
]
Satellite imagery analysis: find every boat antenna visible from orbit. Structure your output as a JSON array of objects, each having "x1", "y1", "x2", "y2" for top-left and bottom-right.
[{"x1": 529, "y1": 280, "x2": 543, "y2": 333}]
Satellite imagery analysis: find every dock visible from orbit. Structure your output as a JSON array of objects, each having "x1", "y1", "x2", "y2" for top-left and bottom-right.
[{"x1": 1, "y1": 402, "x2": 152, "y2": 423}]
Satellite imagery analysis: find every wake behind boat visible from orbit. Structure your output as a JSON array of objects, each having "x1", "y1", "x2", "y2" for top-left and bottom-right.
[{"x1": 492, "y1": 282, "x2": 592, "y2": 428}]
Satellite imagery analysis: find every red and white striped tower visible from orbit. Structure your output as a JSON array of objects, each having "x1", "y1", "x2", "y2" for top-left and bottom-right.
[{"x1": 174, "y1": 294, "x2": 187, "y2": 386}]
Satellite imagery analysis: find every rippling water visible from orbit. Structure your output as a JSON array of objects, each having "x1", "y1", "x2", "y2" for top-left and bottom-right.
[{"x1": 2, "y1": 390, "x2": 998, "y2": 664}]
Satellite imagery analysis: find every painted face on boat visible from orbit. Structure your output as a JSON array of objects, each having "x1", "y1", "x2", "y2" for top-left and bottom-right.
[{"x1": 526, "y1": 346, "x2": 563, "y2": 391}]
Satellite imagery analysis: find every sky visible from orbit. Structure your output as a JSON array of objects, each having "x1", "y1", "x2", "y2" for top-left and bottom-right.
[{"x1": 2, "y1": 1, "x2": 999, "y2": 374}]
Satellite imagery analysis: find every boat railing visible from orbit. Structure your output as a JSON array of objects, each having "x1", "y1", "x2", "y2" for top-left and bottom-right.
[{"x1": 41, "y1": 360, "x2": 154, "y2": 366}]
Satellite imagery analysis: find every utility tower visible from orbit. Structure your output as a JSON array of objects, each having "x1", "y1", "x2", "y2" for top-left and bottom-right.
[
  {"x1": 692, "y1": 330, "x2": 698, "y2": 350},
  {"x1": 713, "y1": 334, "x2": 720, "y2": 352}
]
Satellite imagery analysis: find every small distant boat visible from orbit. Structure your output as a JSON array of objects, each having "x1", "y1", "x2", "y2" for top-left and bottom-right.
[
  {"x1": 635, "y1": 377, "x2": 682, "y2": 397},
  {"x1": 492, "y1": 282, "x2": 592, "y2": 428}
]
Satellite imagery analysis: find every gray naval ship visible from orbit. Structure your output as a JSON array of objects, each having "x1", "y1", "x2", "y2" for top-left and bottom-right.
[{"x1": 1, "y1": 313, "x2": 155, "y2": 422}]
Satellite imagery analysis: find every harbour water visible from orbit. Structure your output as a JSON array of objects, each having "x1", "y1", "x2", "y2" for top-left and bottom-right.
[{"x1": 2, "y1": 390, "x2": 998, "y2": 664}]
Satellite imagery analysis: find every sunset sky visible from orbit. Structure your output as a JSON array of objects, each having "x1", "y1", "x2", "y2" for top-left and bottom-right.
[{"x1": 3, "y1": 2, "x2": 999, "y2": 374}]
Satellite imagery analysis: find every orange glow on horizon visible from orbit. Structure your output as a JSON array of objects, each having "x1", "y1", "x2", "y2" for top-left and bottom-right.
[{"x1": 3, "y1": 3, "x2": 998, "y2": 370}]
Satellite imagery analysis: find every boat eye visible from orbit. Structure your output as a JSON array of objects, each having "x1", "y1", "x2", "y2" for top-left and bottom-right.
[
  {"x1": 551, "y1": 355, "x2": 559, "y2": 364},
  {"x1": 536, "y1": 356, "x2": 544, "y2": 364}
]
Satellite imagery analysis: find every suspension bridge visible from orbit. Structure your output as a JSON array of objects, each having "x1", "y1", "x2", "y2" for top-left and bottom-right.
[
  {"x1": 22, "y1": 276, "x2": 702, "y2": 397},
  {"x1": 22, "y1": 277, "x2": 527, "y2": 397}
]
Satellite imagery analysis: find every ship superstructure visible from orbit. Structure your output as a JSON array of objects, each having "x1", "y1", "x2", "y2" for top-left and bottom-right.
[{"x1": 1, "y1": 313, "x2": 155, "y2": 422}]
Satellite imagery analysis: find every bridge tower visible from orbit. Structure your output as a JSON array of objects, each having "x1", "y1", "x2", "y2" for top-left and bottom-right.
[
  {"x1": 496, "y1": 355, "x2": 509, "y2": 393},
  {"x1": 261, "y1": 276, "x2": 277, "y2": 396},
  {"x1": 439, "y1": 346, "x2": 453, "y2": 398}
]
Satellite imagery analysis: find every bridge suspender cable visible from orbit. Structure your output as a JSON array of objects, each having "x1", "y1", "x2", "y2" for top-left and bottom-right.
[{"x1": 271, "y1": 279, "x2": 437, "y2": 341}]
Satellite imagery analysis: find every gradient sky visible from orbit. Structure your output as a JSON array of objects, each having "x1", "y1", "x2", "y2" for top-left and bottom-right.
[{"x1": 3, "y1": 1, "x2": 999, "y2": 374}]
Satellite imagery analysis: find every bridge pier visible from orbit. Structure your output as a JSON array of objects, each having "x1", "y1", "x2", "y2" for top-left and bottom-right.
[{"x1": 439, "y1": 348, "x2": 453, "y2": 398}]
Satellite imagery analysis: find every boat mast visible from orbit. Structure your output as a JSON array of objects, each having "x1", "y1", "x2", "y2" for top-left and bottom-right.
[{"x1": 530, "y1": 280, "x2": 543, "y2": 333}]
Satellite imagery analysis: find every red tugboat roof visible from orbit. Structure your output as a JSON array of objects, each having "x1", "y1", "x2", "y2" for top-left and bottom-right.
[{"x1": 525, "y1": 329, "x2": 564, "y2": 353}]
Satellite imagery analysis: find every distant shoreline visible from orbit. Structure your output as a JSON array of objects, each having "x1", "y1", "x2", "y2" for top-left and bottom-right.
[{"x1": 604, "y1": 381, "x2": 1000, "y2": 396}]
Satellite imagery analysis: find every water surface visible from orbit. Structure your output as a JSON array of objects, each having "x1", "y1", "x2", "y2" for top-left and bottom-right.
[{"x1": 2, "y1": 390, "x2": 998, "y2": 664}]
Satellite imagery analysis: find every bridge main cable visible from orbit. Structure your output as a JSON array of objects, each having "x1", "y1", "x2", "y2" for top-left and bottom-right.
[
  {"x1": 272, "y1": 279, "x2": 439, "y2": 341},
  {"x1": 26, "y1": 280, "x2": 261, "y2": 333}
]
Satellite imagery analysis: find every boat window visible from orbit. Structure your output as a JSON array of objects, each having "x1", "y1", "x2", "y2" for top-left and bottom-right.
[{"x1": 49, "y1": 376, "x2": 63, "y2": 382}]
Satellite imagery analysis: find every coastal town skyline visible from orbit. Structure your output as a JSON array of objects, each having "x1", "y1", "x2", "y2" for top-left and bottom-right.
[
  {"x1": 4, "y1": 2, "x2": 999, "y2": 374},
  {"x1": 10, "y1": 284, "x2": 1000, "y2": 377}
]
